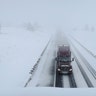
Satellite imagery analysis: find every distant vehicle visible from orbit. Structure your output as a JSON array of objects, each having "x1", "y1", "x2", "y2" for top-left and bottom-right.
[{"x1": 55, "y1": 45, "x2": 74, "y2": 74}]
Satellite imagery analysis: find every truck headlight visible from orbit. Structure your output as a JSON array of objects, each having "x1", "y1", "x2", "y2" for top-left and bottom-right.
[
  {"x1": 58, "y1": 69, "x2": 60, "y2": 71},
  {"x1": 69, "y1": 69, "x2": 72, "y2": 71}
]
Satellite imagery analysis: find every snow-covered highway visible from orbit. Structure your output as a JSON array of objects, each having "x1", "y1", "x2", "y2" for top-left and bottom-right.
[
  {"x1": 24, "y1": 31, "x2": 96, "y2": 88},
  {"x1": 1, "y1": 27, "x2": 96, "y2": 96}
]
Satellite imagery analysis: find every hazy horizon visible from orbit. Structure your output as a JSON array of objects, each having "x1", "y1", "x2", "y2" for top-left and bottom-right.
[{"x1": 0, "y1": 0, "x2": 96, "y2": 31}]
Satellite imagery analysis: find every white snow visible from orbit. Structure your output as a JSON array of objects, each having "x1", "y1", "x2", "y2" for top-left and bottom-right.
[
  {"x1": 0, "y1": 27, "x2": 51, "y2": 88},
  {"x1": 68, "y1": 30, "x2": 96, "y2": 73},
  {"x1": 1, "y1": 0, "x2": 96, "y2": 95},
  {"x1": 70, "y1": 30, "x2": 96, "y2": 55},
  {"x1": 0, "y1": 87, "x2": 96, "y2": 96},
  {"x1": 72, "y1": 60, "x2": 88, "y2": 87},
  {"x1": 1, "y1": 26, "x2": 96, "y2": 95},
  {"x1": 62, "y1": 76, "x2": 70, "y2": 88}
]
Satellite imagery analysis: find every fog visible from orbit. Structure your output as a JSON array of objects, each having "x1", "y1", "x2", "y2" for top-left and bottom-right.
[{"x1": 0, "y1": 0, "x2": 96, "y2": 31}]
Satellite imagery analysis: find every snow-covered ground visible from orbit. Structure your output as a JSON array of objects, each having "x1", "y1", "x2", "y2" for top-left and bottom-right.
[
  {"x1": 67, "y1": 30, "x2": 96, "y2": 74},
  {"x1": 0, "y1": 87, "x2": 96, "y2": 96},
  {"x1": 0, "y1": 27, "x2": 51, "y2": 88},
  {"x1": 70, "y1": 30, "x2": 96, "y2": 55},
  {"x1": 1, "y1": 26, "x2": 96, "y2": 95}
]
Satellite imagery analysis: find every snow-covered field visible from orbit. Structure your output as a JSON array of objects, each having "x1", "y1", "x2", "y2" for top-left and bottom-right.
[
  {"x1": 0, "y1": 27, "x2": 96, "y2": 95},
  {"x1": 68, "y1": 30, "x2": 96, "y2": 73},
  {"x1": 70, "y1": 30, "x2": 96, "y2": 55},
  {"x1": 0, "y1": 27, "x2": 51, "y2": 88}
]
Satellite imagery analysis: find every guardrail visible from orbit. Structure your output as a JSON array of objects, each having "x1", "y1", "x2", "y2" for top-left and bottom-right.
[
  {"x1": 24, "y1": 39, "x2": 51, "y2": 87},
  {"x1": 70, "y1": 36, "x2": 96, "y2": 58}
]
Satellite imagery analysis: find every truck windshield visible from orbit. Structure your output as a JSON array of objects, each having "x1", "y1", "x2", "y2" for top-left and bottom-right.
[{"x1": 59, "y1": 57, "x2": 71, "y2": 62}]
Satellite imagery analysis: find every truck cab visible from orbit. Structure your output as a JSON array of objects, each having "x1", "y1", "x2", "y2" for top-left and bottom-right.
[{"x1": 56, "y1": 45, "x2": 74, "y2": 74}]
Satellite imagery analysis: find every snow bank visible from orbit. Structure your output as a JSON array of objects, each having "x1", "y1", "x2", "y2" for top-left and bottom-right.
[
  {"x1": 0, "y1": 27, "x2": 51, "y2": 88},
  {"x1": 70, "y1": 30, "x2": 96, "y2": 55},
  {"x1": 0, "y1": 87, "x2": 96, "y2": 96}
]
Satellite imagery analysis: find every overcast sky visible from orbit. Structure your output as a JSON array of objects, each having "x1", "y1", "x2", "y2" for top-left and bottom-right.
[{"x1": 0, "y1": 0, "x2": 96, "y2": 30}]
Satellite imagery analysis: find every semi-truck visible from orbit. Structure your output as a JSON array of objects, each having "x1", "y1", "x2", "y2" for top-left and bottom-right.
[{"x1": 55, "y1": 45, "x2": 74, "y2": 74}]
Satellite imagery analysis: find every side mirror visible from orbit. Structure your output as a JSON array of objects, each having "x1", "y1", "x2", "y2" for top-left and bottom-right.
[
  {"x1": 55, "y1": 57, "x2": 57, "y2": 61},
  {"x1": 72, "y1": 58, "x2": 74, "y2": 61}
]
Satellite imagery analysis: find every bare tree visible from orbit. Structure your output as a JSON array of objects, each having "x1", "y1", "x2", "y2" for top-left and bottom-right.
[
  {"x1": 84, "y1": 24, "x2": 89, "y2": 31},
  {"x1": 91, "y1": 26, "x2": 95, "y2": 32},
  {"x1": 23, "y1": 22, "x2": 40, "y2": 32},
  {"x1": 23, "y1": 22, "x2": 34, "y2": 32}
]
